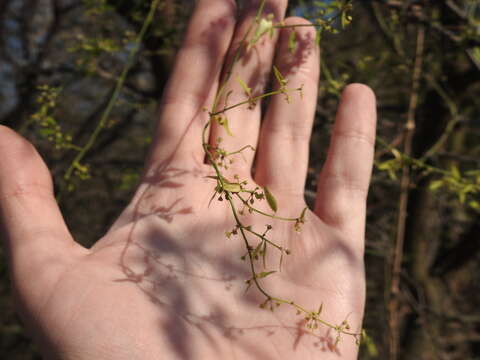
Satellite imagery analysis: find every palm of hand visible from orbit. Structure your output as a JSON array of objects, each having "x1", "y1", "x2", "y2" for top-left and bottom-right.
[{"x1": 33, "y1": 162, "x2": 365, "y2": 359}]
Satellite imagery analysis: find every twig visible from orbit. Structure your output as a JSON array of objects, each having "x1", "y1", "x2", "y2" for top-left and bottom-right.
[
  {"x1": 421, "y1": 74, "x2": 460, "y2": 160},
  {"x1": 371, "y1": 2, "x2": 406, "y2": 58},
  {"x1": 388, "y1": 24, "x2": 425, "y2": 360},
  {"x1": 444, "y1": 0, "x2": 469, "y2": 19},
  {"x1": 58, "y1": 0, "x2": 161, "y2": 199},
  {"x1": 376, "y1": 0, "x2": 480, "y2": 70}
]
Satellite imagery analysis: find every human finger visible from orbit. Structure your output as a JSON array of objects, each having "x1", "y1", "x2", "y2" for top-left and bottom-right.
[
  {"x1": 147, "y1": 0, "x2": 237, "y2": 168},
  {"x1": 254, "y1": 17, "x2": 319, "y2": 196},
  {"x1": 208, "y1": 0, "x2": 288, "y2": 174},
  {"x1": 314, "y1": 84, "x2": 377, "y2": 240},
  {"x1": 0, "y1": 126, "x2": 86, "y2": 307}
]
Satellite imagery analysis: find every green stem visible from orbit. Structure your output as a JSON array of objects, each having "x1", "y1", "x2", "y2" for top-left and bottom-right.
[
  {"x1": 210, "y1": 88, "x2": 296, "y2": 117},
  {"x1": 236, "y1": 193, "x2": 299, "y2": 221},
  {"x1": 376, "y1": 136, "x2": 451, "y2": 177},
  {"x1": 225, "y1": 145, "x2": 255, "y2": 157},
  {"x1": 227, "y1": 196, "x2": 272, "y2": 300},
  {"x1": 213, "y1": 0, "x2": 267, "y2": 111},
  {"x1": 229, "y1": 192, "x2": 358, "y2": 336},
  {"x1": 60, "y1": 0, "x2": 161, "y2": 196},
  {"x1": 243, "y1": 227, "x2": 283, "y2": 251},
  {"x1": 200, "y1": 0, "x2": 361, "y2": 342}
]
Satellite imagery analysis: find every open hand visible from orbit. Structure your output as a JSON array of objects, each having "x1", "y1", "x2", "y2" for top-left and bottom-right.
[{"x1": 0, "y1": 0, "x2": 376, "y2": 359}]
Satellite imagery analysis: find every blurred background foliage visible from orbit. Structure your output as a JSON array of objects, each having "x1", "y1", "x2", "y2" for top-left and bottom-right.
[{"x1": 1, "y1": 0, "x2": 480, "y2": 359}]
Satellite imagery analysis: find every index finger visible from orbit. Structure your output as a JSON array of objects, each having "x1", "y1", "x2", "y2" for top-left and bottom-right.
[{"x1": 147, "y1": 0, "x2": 237, "y2": 168}]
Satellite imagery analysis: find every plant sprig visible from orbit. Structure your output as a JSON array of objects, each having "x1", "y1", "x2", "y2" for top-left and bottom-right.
[
  {"x1": 376, "y1": 137, "x2": 480, "y2": 211},
  {"x1": 201, "y1": 0, "x2": 362, "y2": 347},
  {"x1": 59, "y1": 0, "x2": 163, "y2": 198}
]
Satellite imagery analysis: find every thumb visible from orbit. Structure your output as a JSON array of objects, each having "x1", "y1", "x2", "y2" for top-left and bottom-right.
[{"x1": 0, "y1": 126, "x2": 85, "y2": 306}]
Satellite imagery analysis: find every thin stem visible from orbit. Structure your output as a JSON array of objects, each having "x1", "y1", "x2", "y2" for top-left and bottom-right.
[
  {"x1": 228, "y1": 195, "x2": 359, "y2": 337},
  {"x1": 376, "y1": 136, "x2": 452, "y2": 177},
  {"x1": 210, "y1": 88, "x2": 297, "y2": 117},
  {"x1": 227, "y1": 196, "x2": 271, "y2": 300},
  {"x1": 243, "y1": 227, "x2": 283, "y2": 251},
  {"x1": 225, "y1": 145, "x2": 255, "y2": 157},
  {"x1": 274, "y1": 23, "x2": 320, "y2": 29},
  {"x1": 60, "y1": 0, "x2": 161, "y2": 196},
  {"x1": 199, "y1": 0, "x2": 361, "y2": 344},
  {"x1": 215, "y1": 0, "x2": 267, "y2": 109},
  {"x1": 235, "y1": 193, "x2": 299, "y2": 222}
]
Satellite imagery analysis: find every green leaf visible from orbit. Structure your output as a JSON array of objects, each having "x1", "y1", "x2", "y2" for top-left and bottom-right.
[
  {"x1": 340, "y1": 4, "x2": 353, "y2": 28},
  {"x1": 223, "y1": 180, "x2": 242, "y2": 193},
  {"x1": 391, "y1": 148, "x2": 402, "y2": 159},
  {"x1": 273, "y1": 66, "x2": 287, "y2": 87},
  {"x1": 237, "y1": 76, "x2": 252, "y2": 97},
  {"x1": 264, "y1": 186, "x2": 278, "y2": 212},
  {"x1": 429, "y1": 179, "x2": 444, "y2": 191},
  {"x1": 377, "y1": 160, "x2": 398, "y2": 180},
  {"x1": 250, "y1": 14, "x2": 274, "y2": 47},
  {"x1": 261, "y1": 241, "x2": 267, "y2": 268},
  {"x1": 472, "y1": 46, "x2": 480, "y2": 64},
  {"x1": 251, "y1": 241, "x2": 263, "y2": 259},
  {"x1": 256, "y1": 270, "x2": 276, "y2": 279},
  {"x1": 205, "y1": 175, "x2": 241, "y2": 193},
  {"x1": 216, "y1": 116, "x2": 233, "y2": 136},
  {"x1": 469, "y1": 200, "x2": 480, "y2": 211},
  {"x1": 288, "y1": 30, "x2": 297, "y2": 53},
  {"x1": 450, "y1": 165, "x2": 461, "y2": 179},
  {"x1": 315, "y1": 28, "x2": 322, "y2": 46},
  {"x1": 361, "y1": 330, "x2": 379, "y2": 357}
]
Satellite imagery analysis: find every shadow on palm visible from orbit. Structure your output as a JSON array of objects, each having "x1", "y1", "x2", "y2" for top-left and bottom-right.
[{"x1": 90, "y1": 150, "x2": 362, "y2": 358}]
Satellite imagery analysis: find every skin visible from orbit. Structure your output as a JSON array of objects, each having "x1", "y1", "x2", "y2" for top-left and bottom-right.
[{"x1": 0, "y1": 0, "x2": 376, "y2": 359}]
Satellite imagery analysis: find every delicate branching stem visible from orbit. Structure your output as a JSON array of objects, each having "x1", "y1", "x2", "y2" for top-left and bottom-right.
[
  {"x1": 59, "y1": 0, "x2": 161, "y2": 199},
  {"x1": 243, "y1": 226, "x2": 283, "y2": 251},
  {"x1": 420, "y1": 74, "x2": 460, "y2": 161},
  {"x1": 216, "y1": 0, "x2": 266, "y2": 102},
  {"x1": 235, "y1": 193, "x2": 299, "y2": 222},
  {"x1": 226, "y1": 145, "x2": 256, "y2": 156},
  {"x1": 275, "y1": 24, "x2": 320, "y2": 29},
  {"x1": 228, "y1": 196, "x2": 270, "y2": 298},
  {"x1": 198, "y1": 0, "x2": 361, "y2": 345},
  {"x1": 210, "y1": 88, "x2": 299, "y2": 117},
  {"x1": 227, "y1": 195, "x2": 358, "y2": 338}
]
